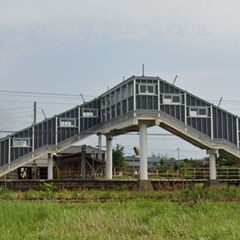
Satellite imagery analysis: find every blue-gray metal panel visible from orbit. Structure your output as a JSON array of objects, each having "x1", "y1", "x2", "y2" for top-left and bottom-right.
[
  {"x1": 160, "y1": 105, "x2": 185, "y2": 123},
  {"x1": 0, "y1": 139, "x2": 9, "y2": 166},
  {"x1": 212, "y1": 106, "x2": 237, "y2": 145},
  {"x1": 239, "y1": 119, "x2": 240, "y2": 144},
  {"x1": 136, "y1": 96, "x2": 158, "y2": 110},
  {"x1": 122, "y1": 99, "x2": 127, "y2": 114},
  {"x1": 57, "y1": 127, "x2": 78, "y2": 143},
  {"x1": 34, "y1": 123, "x2": 43, "y2": 150},
  {"x1": 12, "y1": 127, "x2": 33, "y2": 139},
  {"x1": 160, "y1": 81, "x2": 184, "y2": 94},
  {"x1": 239, "y1": 119, "x2": 240, "y2": 146},
  {"x1": 1, "y1": 75, "x2": 240, "y2": 168},
  {"x1": 58, "y1": 107, "x2": 79, "y2": 119},
  {"x1": 84, "y1": 99, "x2": 100, "y2": 109},
  {"x1": 116, "y1": 102, "x2": 121, "y2": 116},
  {"x1": 10, "y1": 147, "x2": 32, "y2": 162},
  {"x1": 187, "y1": 118, "x2": 211, "y2": 137},
  {"x1": 128, "y1": 96, "x2": 134, "y2": 111},
  {"x1": 186, "y1": 93, "x2": 211, "y2": 107},
  {"x1": 107, "y1": 107, "x2": 110, "y2": 120},
  {"x1": 111, "y1": 105, "x2": 116, "y2": 118}
]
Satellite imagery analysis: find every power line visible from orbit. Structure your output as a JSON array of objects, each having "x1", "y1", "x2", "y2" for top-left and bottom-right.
[
  {"x1": 0, "y1": 105, "x2": 32, "y2": 112},
  {"x1": 0, "y1": 89, "x2": 96, "y2": 98},
  {"x1": 0, "y1": 99, "x2": 78, "y2": 106}
]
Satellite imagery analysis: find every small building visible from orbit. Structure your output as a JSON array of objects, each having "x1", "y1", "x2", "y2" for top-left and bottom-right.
[{"x1": 8, "y1": 145, "x2": 105, "y2": 179}]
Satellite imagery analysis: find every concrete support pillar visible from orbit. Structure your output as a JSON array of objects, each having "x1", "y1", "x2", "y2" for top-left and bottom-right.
[
  {"x1": 207, "y1": 149, "x2": 218, "y2": 180},
  {"x1": 209, "y1": 154, "x2": 216, "y2": 180},
  {"x1": 139, "y1": 123, "x2": 148, "y2": 180},
  {"x1": 81, "y1": 152, "x2": 86, "y2": 180},
  {"x1": 105, "y1": 135, "x2": 113, "y2": 179},
  {"x1": 98, "y1": 134, "x2": 102, "y2": 161},
  {"x1": 47, "y1": 153, "x2": 53, "y2": 179},
  {"x1": 206, "y1": 149, "x2": 221, "y2": 189},
  {"x1": 32, "y1": 161, "x2": 37, "y2": 180}
]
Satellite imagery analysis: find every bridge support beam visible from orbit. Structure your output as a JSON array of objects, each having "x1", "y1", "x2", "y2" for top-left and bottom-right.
[
  {"x1": 47, "y1": 153, "x2": 53, "y2": 180},
  {"x1": 206, "y1": 149, "x2": 221, "y2": 189},
  {"x1": 138, "y1": 122, "x2": 153, "y2": 191},
  {"x1": 139, "y1": 123, "x2": 148, "y2": 180},
  {"x1": 105, "y1": 135, "x2": 113, "y2": 179},
  {"x1": 207, "y1": 149, "x2": 218, "y2": 180}
]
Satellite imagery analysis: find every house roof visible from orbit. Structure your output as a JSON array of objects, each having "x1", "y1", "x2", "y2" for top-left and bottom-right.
[{"x1": 59, "y1": 145, "x2": 105, "y2": 155}]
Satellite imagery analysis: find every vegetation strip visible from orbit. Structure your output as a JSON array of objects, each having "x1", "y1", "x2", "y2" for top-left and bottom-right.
[{"x1": 1, "y1": 199, "x2": 240, "y2": 239}]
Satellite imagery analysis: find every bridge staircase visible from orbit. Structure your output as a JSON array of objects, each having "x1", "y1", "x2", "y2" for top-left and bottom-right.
[{"x1": 1, "y1": 74, "x2": 240, "y2": 177}]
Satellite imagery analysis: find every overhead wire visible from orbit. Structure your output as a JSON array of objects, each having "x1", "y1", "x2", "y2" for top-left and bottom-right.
[
  {"x1": 0, "y1": 89, "x2": 97, "y2": 98},
  {"x1": 1, "y1": 89, "x2": 240, "y2": 138}
]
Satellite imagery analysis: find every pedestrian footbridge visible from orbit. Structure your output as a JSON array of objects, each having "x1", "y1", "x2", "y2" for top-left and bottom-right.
[{"x1": 1, "y1": 75, "x2": 240, "y2": 179}]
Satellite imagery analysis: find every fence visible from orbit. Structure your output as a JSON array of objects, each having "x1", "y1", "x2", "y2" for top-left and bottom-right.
[
  {"x1": 113, "y1": 168, "x2": 240, "y2": 180},
  {"x1": 2, "y1": 168, "x2": 240, "y2": 180}
]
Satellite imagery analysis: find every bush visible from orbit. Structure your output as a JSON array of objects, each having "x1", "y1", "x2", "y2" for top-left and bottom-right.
[
  {"x1": 40, "y1": 182, "x2": 57, "y2": 192},
  {"x1": 0, "y1": 187, "x2": 6, "y2": 195}
]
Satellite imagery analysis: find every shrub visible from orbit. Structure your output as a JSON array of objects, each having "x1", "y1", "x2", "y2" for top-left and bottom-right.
[{"x1": 40, "y1": 182, "x2": 57, "y2": 192}]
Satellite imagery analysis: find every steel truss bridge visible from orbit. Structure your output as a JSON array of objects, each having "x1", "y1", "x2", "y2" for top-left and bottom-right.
[{"x1": 1, "y1": 75, "x2": 240, "y2": 179}]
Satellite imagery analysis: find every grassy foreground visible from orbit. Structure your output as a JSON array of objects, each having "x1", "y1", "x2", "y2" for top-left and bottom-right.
[
  {"x1": 0, "y1": 199, "x2": 240, "y2": 239},
  {"x1": 1, "y1": 184, "x2": 240, "y2": 240}
]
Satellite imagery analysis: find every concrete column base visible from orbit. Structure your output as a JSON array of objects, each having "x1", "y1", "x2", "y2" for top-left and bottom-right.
[
  {"x1": 206, "y1": 180, "x2": 221, "y2": 189},
  {"x1": 137, "y1": 180, "x2": 153, "y2": 191}
]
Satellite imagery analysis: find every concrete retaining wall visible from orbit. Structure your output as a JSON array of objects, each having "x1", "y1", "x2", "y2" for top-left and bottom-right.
[{"x1": 0, "y1": 179, "x2": 211, "y2": 191}]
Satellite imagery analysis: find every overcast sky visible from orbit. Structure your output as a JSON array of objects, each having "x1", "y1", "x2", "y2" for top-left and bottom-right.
[{"x1": 1, "y1": 1, "x2": 240, "y2": 159}]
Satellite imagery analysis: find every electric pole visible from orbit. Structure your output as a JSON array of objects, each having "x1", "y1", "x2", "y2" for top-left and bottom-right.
[{"x1": 34, "y1": 101, "x2": 36, "y2": 125}]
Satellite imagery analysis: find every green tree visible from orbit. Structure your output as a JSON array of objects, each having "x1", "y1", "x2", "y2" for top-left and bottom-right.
[
  {"x1": 151, "y1": 152, "x2": 161, "y2": 158},
  {"x1": 156, "y1": 154, "x2": 172, "y2": 173},
  {"x1": 183, "y1": 158, "x2": 202, "y2": 168},
  {"x1": 112, "y1": 144, "x2": 126, "y2": 171},
  {"x1": 217, "y1": 154, "x2": 233, "y2": 167}
]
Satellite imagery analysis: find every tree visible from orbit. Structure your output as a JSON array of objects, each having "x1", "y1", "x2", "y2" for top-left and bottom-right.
[
  {"x1": 152, "y1": 152, "x2": 161, "y2": 158},
  {"x1": 217, "y1": 154, "x2": 233, "y2": 167},
  {"x1": 156, "y1": 154, "x2": 172, "y2": 173},
  {"x1": 112, "y1": 144, "x2": 126, "y2": 171}
]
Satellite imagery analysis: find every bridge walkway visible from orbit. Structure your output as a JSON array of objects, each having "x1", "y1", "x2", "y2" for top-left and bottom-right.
[{"x1": 0, "y1": 75, "x2": 239, "y2": 177}]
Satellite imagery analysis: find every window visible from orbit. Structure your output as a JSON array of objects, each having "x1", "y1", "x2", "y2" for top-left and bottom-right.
[
  {"x1": 122, "y1": 87, "x2": 127, "y2": 99},
  {"x1": 139, "y1": 84, "x2": 155, "y2": 94},
  {"x1": 199, "y1": 108, "x2": 206, "y2": 116},
  {"x1": 163, "y1": 94, "x2": 181, "y2": 104},
  {"x1": 163, "y1": 95, "x2": 172, "y2": 104},
  {"x1": 190, "y1": 108, "x2": 198, "y2": 117},
  {"x1": 101, "y1": 98, "x2": 105, "y2": 108},
  {"x1": 83, "y1": 110, "x2": 97, "y2": 117},
  {"x1": 106, "y1": 97, "x2": 110, "y2": 106},
  {"x1": 116, "y1": 91, "x2": 120, "y2": 102},
  {"x1": 172, "y1": 95, "x2": 180, "y2": 103},
  {"x1": 13, "y1": 139, "x2": 29, "y2": 147},
  {"x1": 128, "y1": 84, "x2": 133, "y2": 97},
  {"x1": 189, "y1": 107, "x2": 208, "y2": 117},
  {"x1": 60, "y1": 119, "x2": 75, "y2": 127},
  {"x1": 111, "y1": 94, "x2": 115, "y2": 104}
]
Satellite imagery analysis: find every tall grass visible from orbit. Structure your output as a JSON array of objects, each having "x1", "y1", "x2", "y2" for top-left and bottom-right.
[
  {"x1": 0, "y1": 185, "x2": 240, "y2": 238},
  {"x1": 0, "y1": 200, "x2": 240, "y2": 239},
  {"x1": 1, "y1": 185, "x2": 240, "y2": 202}
]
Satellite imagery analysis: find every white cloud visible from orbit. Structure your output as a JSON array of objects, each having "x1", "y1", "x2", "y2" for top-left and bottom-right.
[{"x1": 1, "y1": 1, "x2": 240, "y2": 47}]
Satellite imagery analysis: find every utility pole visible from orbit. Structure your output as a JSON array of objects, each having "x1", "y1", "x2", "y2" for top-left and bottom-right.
[
  {"x1": 178, "y1": 147, "x2": 180, "y2": 161},
  {"x1": 81, "y1": 145, "x2": 86, "y2": 179},
  {"x1": 34, "y1": 101, "x2": 36, "y2": 125},
  {"x1": 173, "y1": 75, "x2": 178, "y2": 85},
  {"x1": 41, "y1": 109, "x2": 47, "y2": 120}
]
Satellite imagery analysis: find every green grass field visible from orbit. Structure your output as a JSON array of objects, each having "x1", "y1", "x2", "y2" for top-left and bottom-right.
[
  {"x1": 1, "y1": 185, "x2": 240, "y2": 239},
  {"x1": 0, "y1": 198, "x2": 240, "y2": 239}
]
